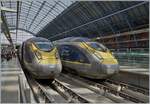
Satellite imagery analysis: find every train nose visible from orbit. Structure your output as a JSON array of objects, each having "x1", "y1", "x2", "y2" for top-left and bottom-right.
[
  {"x1": 35, "y1": 63, "x2": 62, "y2": 79},
  {"x1": 101, "y1": 64, "x2": 120, "y2": 75}
]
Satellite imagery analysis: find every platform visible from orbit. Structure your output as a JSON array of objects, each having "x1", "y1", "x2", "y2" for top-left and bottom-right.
[
  {"x1": 1, "y1": 58, "x2": 22, "y2": 103},
  {"x1": 110, "y1": 66, "x2": 149, "y2": 89},
  {"x1": 120, "y1": 66, "x2": 149, "y2": 75}
]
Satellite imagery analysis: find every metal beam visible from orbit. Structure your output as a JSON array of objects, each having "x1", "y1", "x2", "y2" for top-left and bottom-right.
[
  {"x1": 16, "y1": 1, "x2": 20, "y2": 44},
  {"x1": 9, "y1": 27, "x2": 36, "y2": 35},
  {"x1": 27, "y1": 1, "x2": 46, "y2": 30},
  {"x1": 31, "y1": 1, "x2": 58, "y2": 31},
  {"x1": 23, "y1": 1, "x2": 33, "y2": 28},
  {"x1": 1, "y1": 11, "x2": 14, "y2": 46},
  {"x1": 9, "y1": 0, "x2": 13, "y2": 26},
  {"x1": 49, "y1": 1, "x2": 147, "y2": 39}
]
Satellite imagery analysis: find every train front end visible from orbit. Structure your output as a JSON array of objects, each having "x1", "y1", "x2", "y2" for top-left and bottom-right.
[
  {"x1": 28, "y1": 38, "x2": 62, "y2": 79},
  {"x1": 86, "y1": 42, "x2": 120, "y2": 78}
]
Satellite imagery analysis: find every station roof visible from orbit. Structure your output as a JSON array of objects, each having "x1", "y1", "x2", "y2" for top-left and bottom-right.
[
  {"x1": 56, "y1": 37, "x2": 91, "y2": 42},
  {"x1": 37, "y1": 1, "x2": 149, "y2": 41},
  {"x1": 1, "y1": 0, "x2": 75, "y2": 35},
  {"x1": 1, "y1": 1, "x2": 149, "y2": 41}
]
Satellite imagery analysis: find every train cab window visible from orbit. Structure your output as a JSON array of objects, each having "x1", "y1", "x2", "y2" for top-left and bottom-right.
[
  {"x1": 87, "y1": 42, "x2": 108, "y2": 52},
  {"x1": 60, "y1": 45, "x2": 89, "y2": 63},
  {"x1": 34, "y1": 42, "x2": 53, "y2": 51}
]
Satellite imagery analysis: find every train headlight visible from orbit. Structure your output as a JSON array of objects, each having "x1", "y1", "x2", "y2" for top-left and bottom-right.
[{"x1": 35, "y1": 51, "x2": 42, "y2": 59}]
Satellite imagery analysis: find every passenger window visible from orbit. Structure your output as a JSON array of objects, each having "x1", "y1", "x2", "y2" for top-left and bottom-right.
[
  {"x1": 60, "y1": 45, "x2": 89, "y2": 63},
  {"x1": 60, "y1": 46, "x2": 71, "y2": 60}
]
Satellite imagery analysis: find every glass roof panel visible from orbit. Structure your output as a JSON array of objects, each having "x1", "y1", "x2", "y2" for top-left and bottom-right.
[
  {"x1": 1, "y1": 30, "x2": 35, "y2": 44},
  {"x1": 1, "y1": 0, "x2": 75, "y2": 35}
]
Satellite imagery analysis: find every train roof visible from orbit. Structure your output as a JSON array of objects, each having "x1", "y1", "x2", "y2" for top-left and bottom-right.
[
  {"x1": 27, "y1": 37, "x2": 51, "y2": 43},
  {"x1": 56, "y1": 37, "x2": 91, "y2": 42}
]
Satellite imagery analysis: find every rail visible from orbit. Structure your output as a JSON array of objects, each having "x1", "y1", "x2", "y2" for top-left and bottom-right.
[
  {"x1": 22, "y1": 71, "x2": 57, "y2": 103},
  {"x1": 20, "y1": 63, "x2": 91, "y2": 103},
  {"x1": 106, "y1": 79, "x2": 149, "y2": 95},
  {"x1": 52, "y1": 79, "x2": 91, "y2": 103},
  {"x1": 36, "y1": 82, "x2": 55, "y2": 103},
  {"x1": 61, "y1": 72, "x2": 149, "y2": 103}
]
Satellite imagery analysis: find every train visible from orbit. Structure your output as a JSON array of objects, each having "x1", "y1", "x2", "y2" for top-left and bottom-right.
[
  {"x1": 55, "y1": 37, "x2": 119, "y2": 79},
  {"x1": 18, "y1": 37, "x2": 62, "y2": 80}
]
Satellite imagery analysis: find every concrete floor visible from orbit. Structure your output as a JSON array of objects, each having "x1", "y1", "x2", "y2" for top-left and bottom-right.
[
  {"x1": 1, "y1": 74, "x2": 20, "y2": 103},
  {"x1": 1, "y1": 58, "x2": 22, "y2": 103},
  {"x1": 1, "y1": 58, "x2": 19, "y2": 69}
]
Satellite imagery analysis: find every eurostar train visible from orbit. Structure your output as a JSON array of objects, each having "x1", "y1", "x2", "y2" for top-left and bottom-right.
[
  {"x1": 56, "y1": 37, "x2": 119, "y2": 79},
  {"x1": 18, "y1": 37, "x2": 62, "y2": 80}
]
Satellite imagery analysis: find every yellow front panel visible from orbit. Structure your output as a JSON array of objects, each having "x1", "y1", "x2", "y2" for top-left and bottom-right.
[
  {"x1": 40, "y1": 58, "x2": 58, "y2": 64},
  {"x1": 31, "y1": 43, "x2": 58, "y2": 64},
  {"x1": 79, "y1": 42, "x2": 118, "y2": 65}
]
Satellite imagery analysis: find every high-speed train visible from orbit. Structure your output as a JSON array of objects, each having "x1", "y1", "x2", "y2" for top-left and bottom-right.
[
  {"x1": 55, "y1": 37, "x2": 119, "y2": 79},
  {"x1": 18, "y1": 37, "x2": 62, "y2": 80}
]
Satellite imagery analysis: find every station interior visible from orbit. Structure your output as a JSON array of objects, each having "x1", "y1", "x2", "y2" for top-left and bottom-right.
[{"x1": 0, "y1": 0, "x2": 149, "y2": 103}]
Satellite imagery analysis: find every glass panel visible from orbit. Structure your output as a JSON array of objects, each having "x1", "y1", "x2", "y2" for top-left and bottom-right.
[
  {"x1": 113, "y1": 48, "x2": 149, "y2": 68},
  {"x1": 34, "y1": 41, "x2": 53, "y2": 52},
  {"x1": 87, "y1": 42, "x2": 108, "y2": 51},
  {"x1": 59, "y1": 45, "x2": 89, "y2": 63}
]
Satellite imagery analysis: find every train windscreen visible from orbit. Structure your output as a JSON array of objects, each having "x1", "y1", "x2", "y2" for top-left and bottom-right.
[
  {"x1": 87, "y1": 42, "x2": 108, "y2": 52},
  {"x1": 35, "y1": 42, "x2": 53, "y2": 51}
]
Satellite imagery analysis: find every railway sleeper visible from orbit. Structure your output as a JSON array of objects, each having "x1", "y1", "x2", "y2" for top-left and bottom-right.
[
  {"x1": 106, "y1": 79, "x2": 149, "y2": 95},
  {"x1": 52, "y1": 79, "x2": 91, "y2": 103},
  {"x1": 61, "y1": 74, "x2": 133, "y2": 103},
  {"x1": 62, "y1": 73, "x2": 147, "y2": 103},
  {"x1": 38, "y1": 84, "x2": 55, "y2": 103},
  {"x1": 103, "y1": 82, "x2": 149, "y2": 103}
]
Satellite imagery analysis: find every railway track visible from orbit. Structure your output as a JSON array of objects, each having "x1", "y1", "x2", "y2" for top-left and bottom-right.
[
  {"x1": 20, "y1": 56, "x2": 148, "y2": 103},
  {"x1": 24, "y1": 72, "x2": 92, "y2": 103},
  {"x1": 105, "y1": 79, "x2": 149, "y2": 95},
  {"x1": 61, "y1": 72, "x2": 149, "y2": 103},
  {"x1": 25, "y1": 73, "x2": 117, "y2": 103},
  {"x1": 24, "y1": 71, "x2": 122, "y2": 103},
  {"x1": 20, "y1": 64, "x2": 149, "y2": 103},
  {"x1": 18, "y1": 56, "x2": 92, "y2": 103},
  {"x1": 23, "y1": 68, "x2": 93, "y2": 103},
  {"x1": 51, "y1": 79, "x2": 91, "y2": 103},
  {"x1": 102, "y1": 80, "x2": 149, "y2": 103},
  {"x1": 26, "y1": 77, "x2": 56, "y2": 103},
  {"x1": 23, "y1": 70, "x2": 149, "y2": 103},
  {"x1": 56, "y1": 74, "x2": 116, "y2": 103}
]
